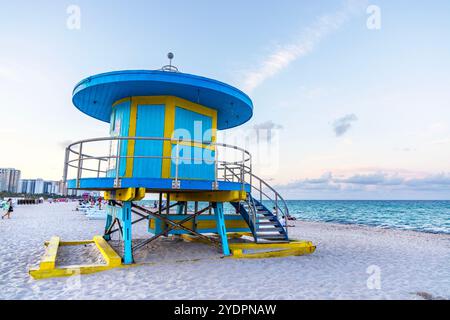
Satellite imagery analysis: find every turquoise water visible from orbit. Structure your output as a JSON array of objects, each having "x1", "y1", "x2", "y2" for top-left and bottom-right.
[
  {"x1": 279, "y1": 200, "x2": 450, "y2": 235},
  {"x1": 137, "y1": 199, "x2": 450, "y2": 234}
]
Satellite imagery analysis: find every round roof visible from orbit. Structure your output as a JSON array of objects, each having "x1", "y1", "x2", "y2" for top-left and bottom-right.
[{"x1": 72, "y1": 70, "x2": 253, "y2": 130}]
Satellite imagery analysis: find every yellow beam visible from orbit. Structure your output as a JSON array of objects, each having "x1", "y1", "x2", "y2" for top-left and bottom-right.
[
  {"x1": 40, "y1": 236, "x2": 60, "y2": 270},
  {"x1": 156, "y1": 218, "x2": 248, "y2": 231},
  {"x1": 29, "y1": 235, "x2": 130, "y2": 280},
  {"x1": 93, "y1": 236, "x2": 122, "y2": 267},
  {"x1": 125, "y1": 98, "x2": 138, "y2": 177},
  {"x1": 228, "y1": 240, "x2": 314, "y2": 250},
  {"x1": 45, "y1": 240, "x2": 93, "y2": 246},
  {"x1": 29, "y1": 264, "x2": 123, "y2": 280},
  {"x1": 171, "y1": 190, "x2": 247, "y2": 202},
  {"x1": 230, "y1": 247, "x2": 315, "y2": 259},
  {"x1": 104, "y1": 188, "x2": 146, "y2": 201},
  {"x1": 162, "y1": 97, "x2": 175, "y2": 178},
  {"x1": 181, "y1": 232, "x2": 251, "y2": 243},
  {"x1": 229, "y1": 240, "x2": 316, "y2": 259}
]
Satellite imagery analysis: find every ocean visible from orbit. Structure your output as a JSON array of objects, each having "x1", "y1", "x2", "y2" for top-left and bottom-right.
[
  {"x1": 280, "y1": 200, "x2": 450, "y2": 235},
  {"x1": 137, "y1": 199, "x2": 450, "y2": 235}
]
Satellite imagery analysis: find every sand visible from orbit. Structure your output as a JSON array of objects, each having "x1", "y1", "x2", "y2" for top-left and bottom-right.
[{"x1": 0, "y1": 202, "x2": 449, "y2": 300}]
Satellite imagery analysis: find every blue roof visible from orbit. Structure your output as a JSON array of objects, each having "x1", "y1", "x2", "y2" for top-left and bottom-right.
[{"x1": 72, "y1": 70, "x2": 253, "y2": 130}]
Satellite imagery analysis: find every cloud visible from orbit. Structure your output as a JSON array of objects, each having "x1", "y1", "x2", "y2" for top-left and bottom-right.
[
  {"x1": 405, "y1": 173, "x2": 450, "y2": 188},
  {"x1": 333, "y1": 114, "x2": 358, "y2": 136},
  {"x1": 253, "y1": 120, "x2": 283, "y2": 131},
  {"x1": 277, "y1": 171, "x2": 450, "y2": 194},
  {"x1": 334, "y1": 173, "x2": 404, "y2": 186},
  {"x1": 240, "y1": 0, "x2": 366, "y2": 92}
]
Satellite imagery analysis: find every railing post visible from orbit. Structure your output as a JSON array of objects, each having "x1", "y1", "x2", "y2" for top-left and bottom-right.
[
  {"x1": 63, "y1": 147, "x2": 69, "y2": 185},
  {"x1": 214, "y1": 145, "x2": 218, "y2": 190},
  {"x1": 259, "y1": 180, "x2": 262, "y2": 203},
  {"x1": 63, "y1": 147, "x2": 70, "y2": 196},
  {"x1": 285, "y1": 203, "x2": 289, "y2": 239},
  {"x1": 115, "y1": 139, "x2": 121, "y2": 188},
  {"x1": 275, "y1": 193, "x2": 279, "y2": 218},
  {"x1": 76, "y1": 143, "x2": 83, "y2": 188},
  {"x1": 249, "y1": 156, "x2": 253, "y2": 189},
  {"x1": 175, "y1": 141, "x2": 180, "y2": 185},
  {"x1": 241, "y1": 151, "x2": 245, "y2": 190},
  {"x1": 97, "y1": 159, "x2": 101, "y2": 178}
]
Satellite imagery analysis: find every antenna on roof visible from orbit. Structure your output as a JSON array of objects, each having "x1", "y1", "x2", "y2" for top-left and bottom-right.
[{"x1": 160, "y1": 52, "x2": 179, "y2": 72}]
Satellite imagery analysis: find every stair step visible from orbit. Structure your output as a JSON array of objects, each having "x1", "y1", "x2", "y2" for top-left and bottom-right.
[
  {"x1": 256, "y1": 221, "x2": 278, "y2": 225},
  {"x1": 256, "y1": 239, "x2": 289, "y2": 244},
  {"x1": 256, "y1": 213, "x2": 272, "y2": 217},
  {"x1": 256, "y1": 234, "x2": 287, "y2": 240},
  {"x1": 257, "y1": 217, "x2": 277, "y2": 222},
  {"x1": 256, "y1": 230, "x2": 284, "y2": 235},
  {"x1": 257, "y1": 227, "x2": 284, "y2": 232}
]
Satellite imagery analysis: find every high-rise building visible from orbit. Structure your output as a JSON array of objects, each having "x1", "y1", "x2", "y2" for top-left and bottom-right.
[
  {"x1": 0, "y1": 168, "x2": 21, "y2": 193},
  {"x1": 19, "y1": 179, "x2": 64, "y2": 195}
]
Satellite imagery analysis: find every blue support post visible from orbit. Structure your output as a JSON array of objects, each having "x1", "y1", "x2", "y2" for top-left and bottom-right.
[
  {"x1": 121, "y1": 201, "x2": 133, "y2": 264},
  {"x1": 103, "y1": 212, "x2": 113, "y2": 241},
  {"x1": 176, "y1": 201, "x2": 186, "y2": 215},
  {"x1": 213, "y1": 202, "x2": 230, "y2": 256}
]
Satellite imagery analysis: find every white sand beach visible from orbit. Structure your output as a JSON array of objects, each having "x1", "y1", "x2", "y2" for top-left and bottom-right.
[{"x1": 0, "y1": 202, "x2": 449, "y2": 300}]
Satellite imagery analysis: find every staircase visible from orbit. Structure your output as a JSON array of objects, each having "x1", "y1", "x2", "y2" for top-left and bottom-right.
[
  {"x1": 231, "y1": 196, "x2": 288, "y2": 242},
  {"x1": 252, "y1": 198, "x2": 288, "y2": 242},
  {"x1": 224, "y1": 165, "x2": 290, "y2": 243}
]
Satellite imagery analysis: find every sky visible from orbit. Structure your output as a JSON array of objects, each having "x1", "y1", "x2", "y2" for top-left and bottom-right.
[{"x1": 1, "y1": 0, "x2": 450, "y2": 199}]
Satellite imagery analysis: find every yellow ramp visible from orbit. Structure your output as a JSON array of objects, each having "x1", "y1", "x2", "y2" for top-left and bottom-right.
[{"x1": 229, "y1": 240, "x2": 316, "y2": 259}]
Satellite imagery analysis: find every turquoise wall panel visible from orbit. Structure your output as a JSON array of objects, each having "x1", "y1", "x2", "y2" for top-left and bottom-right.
[
  {"x1": 173, "y1": 107, "x2": 212, "y2": 142},
  {"x1": 172, "y1": 106, "x2": 214, "y2": 180},
  {"x1": 133, "y1": 104, "x2": 165, "y2": 178},
  {"x1": 108, "y1": 101, "x2": 130, "y2": 177},
  {"x1": 170, "y1": 145, "x2": 215, "y2": 180}
]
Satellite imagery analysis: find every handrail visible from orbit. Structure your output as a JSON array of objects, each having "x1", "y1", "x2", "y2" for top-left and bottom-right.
[
  {"x1": 63, "y1": 135, "x2": 289, "y2": 238},
  {"x1": 247, "y1": 173, "x2": 289, "y2": 239},
  {"x1": 63, "y1": 136, "x2": 252, "y2": 189},
  {"x1": 220, "y1": 163, "x2": 288, "y2": 238}
]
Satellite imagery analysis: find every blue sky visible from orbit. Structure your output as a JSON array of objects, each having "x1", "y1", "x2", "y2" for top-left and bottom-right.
[{"x1": 1, "y1": 0, "x2": 450, "y2": 199}]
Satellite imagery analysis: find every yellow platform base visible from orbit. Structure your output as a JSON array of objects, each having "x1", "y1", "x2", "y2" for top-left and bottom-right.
[
  {"x1": 180, "y1": 234, "x2": 316, "y2": 258},
  {"x1": 29, "y1": 235, "x2": 125, "y2": 280},
  {"x1": 228, "y1": 240, "x2": 316, "y2": 259}
]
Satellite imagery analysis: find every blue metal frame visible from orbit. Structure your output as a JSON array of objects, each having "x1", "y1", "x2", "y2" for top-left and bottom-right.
[
  {"x1": 147, "y1": 214, "x2": 250, "y2": 235},
  {"x1": 213, "y1": 202, "x2": 230, "y2": 256},
  {"x1": 121, "y1": 201, "x2": 133, "y2": 264},
  {"x1": 103, "y1": 214, "x2": 113, "y2": 241},
  {"x1": 67, "y1": 177, "x2": 251, "y2": 192}
]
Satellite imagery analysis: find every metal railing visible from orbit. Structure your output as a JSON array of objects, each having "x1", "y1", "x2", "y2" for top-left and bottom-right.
[
  {"x1": 220, "y1": 164, "x2": 290, "y2": 238},
  {"x1": 63, "y1": 135, "x2": 289, "y2": 238},
  {"x1": 251, "y1": 173, "x2": 290, "y2": 238},
  {"x1": 63, "y1": 136, "x2": 251, "y2": 190}
]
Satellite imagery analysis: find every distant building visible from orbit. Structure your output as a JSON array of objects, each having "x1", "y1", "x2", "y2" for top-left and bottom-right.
[
  {"x1": 0, "y1": 168, "x2": 21, "y2": 193},
  {"x1": 19, "y1": 179, "x2": 64, "y2": 195}
]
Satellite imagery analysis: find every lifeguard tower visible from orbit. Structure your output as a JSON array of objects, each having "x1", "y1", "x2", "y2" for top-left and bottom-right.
[{"x1": 56, "y1": 55, "x2": 314, "y2": 266}]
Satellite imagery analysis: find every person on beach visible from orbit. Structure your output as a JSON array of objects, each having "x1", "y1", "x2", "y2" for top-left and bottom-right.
[
  {"x1": 279, "y1": 215, "x2": 286, "y2": 227},
  {"x1": 98, "y1": 197, "x2": 103, "y2": 210},
  {"x1": 1, "y1": 199, "x2": 14, "y2": 219}
]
